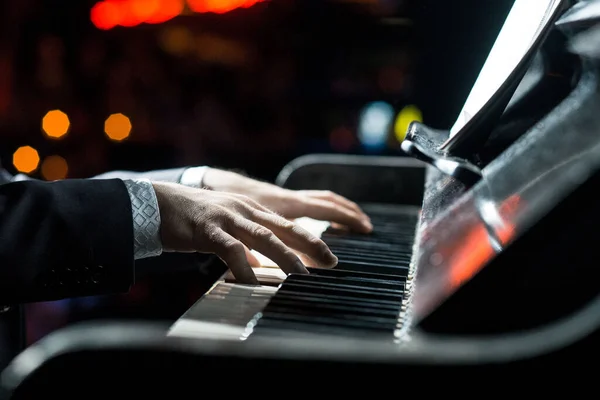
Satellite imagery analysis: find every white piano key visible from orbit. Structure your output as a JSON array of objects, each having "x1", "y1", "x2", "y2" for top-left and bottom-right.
[{"x1": 249, "y1": 217, "x2": 331, "y2": 268}]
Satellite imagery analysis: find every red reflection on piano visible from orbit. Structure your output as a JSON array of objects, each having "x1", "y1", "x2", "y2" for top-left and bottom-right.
[{"x1": 449, "y1": 195, "x2": 520, "y2": 288}]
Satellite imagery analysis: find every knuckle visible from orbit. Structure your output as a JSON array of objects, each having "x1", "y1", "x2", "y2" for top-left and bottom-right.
[
  {"x1": 308, "y1": 236, "x2": 325, "y2": 248},
  {"x1": 208, "y1": 205, "x2": 227, "y2": 219},
  {"x1": 279, "y1": 219, "x2": 296, "y2": 231},
  {"x1": 207, "y1": 210, "x2": 230, "y2": 228},
  {"x1": 235, "y1": 194, "x2": 252, "y2": 203},
  {"x1": 252, "y1": 227, "x2": 273, "y2": 239},
  {"x1": 225, "y1": 240, "x2": 245, "y2": 254},
  {"x1": 234, "y1": 196, "x2": 259, "y2": 211},
  {"x1": 204, "y1": 227, "x2": 220, "y2": 243}
]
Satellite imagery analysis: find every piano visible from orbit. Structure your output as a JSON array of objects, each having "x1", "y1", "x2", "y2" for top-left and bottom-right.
[
  {"x1": 5, "y1": 1, "x2": 600, "y2": 393},
  {"x1": 167, "y1": 0, "x2": 600, "y2": 363}
]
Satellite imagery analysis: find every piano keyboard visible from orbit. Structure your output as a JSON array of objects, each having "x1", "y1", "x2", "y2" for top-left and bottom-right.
[{"x1": 169, "y1": 204, "x2": 420, "y2": 341}]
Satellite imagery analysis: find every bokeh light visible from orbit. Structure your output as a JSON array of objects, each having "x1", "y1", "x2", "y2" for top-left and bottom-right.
[
  {"x1": 104, "y1": 113, "x2": 132, "y2": 142},
  {"x1": 13, "y1": 146, "x2": 40, "y2": 174},
  {"x1": 394, "y1": 104, "x2": 423, "y2": 143},
  {"x1": 42, "y1": 110, "x2": 70, "y2": 139},
  {"x1": 41, "y1": 155, "x2": 69, "y2": 181},
  {"x1": 90, "y1": 0, "x2": 258, "y2": 30},
  {"x1": 357, "y1": 101, "x2": 395, "y2": 150}
]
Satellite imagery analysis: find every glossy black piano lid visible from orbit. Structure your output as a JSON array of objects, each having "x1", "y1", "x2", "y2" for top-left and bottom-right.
[{"x1": 411, "y1": 52, "x2": 600, "y2": 325}]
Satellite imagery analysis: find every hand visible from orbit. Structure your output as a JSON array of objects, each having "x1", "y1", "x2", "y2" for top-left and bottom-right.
[
  {"x1": 202, "y1": 168, "x2": 373, "y2": 233},
  {"x1": 152, "y1": 182, "x2": 338, "y2": 284}
]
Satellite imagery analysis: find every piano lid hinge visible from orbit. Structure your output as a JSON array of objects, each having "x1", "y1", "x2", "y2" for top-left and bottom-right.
[{"x1": 401, "y1": 138, "x2": 483, "y2": 187}]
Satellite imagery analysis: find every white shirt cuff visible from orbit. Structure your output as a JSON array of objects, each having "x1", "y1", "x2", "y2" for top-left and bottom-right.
[{"x1": 179, "y1": 166, "x2": 209, "y2": 188}]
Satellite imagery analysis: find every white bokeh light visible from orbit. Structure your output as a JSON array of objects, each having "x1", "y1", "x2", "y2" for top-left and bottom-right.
[{"x1": 358, "y1": 101, "x2": 395, "y2": 149}]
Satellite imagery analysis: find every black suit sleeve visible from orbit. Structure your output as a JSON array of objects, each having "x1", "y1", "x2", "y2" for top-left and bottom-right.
[{"x1": 0, "y1": 179, "x2": 134, "y2": 304}]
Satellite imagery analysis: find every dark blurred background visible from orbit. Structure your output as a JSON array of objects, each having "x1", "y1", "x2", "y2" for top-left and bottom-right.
[{"x1": 0, "y1": 0, "x2": 514, "y2": 343}]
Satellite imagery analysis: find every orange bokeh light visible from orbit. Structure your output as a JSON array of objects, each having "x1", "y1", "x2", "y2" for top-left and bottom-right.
[
  {"x1": 42, "y1": 109, "x2": 70, "y2": 139},
  {"x1": 12, "y1": 146, "x2": 40, "y2": 174},
  {"x1": 104, "y1": 113, "x2": 132, "y2": 141},
  {"x1": 41, "y1": 155, "x2": 69, "y2": 181}
]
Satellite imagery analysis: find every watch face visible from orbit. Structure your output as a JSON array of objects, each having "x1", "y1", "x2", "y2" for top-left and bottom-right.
[{"x1": 449, "y1": 0, "x2": 562, "y2": 139}]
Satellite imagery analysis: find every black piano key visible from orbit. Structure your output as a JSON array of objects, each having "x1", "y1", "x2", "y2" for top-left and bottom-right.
[
  {"x1": 336, "y1": 233, "x2": 414, "y2": 241},
  {"x1": 255, "y1": 311, "x2": 397, "y2": 333},
  {"x1": 325, "y1": 226, "x2": 415, "y2": 236},
  {"x1": 329, "y1": 242, "x2": 411, "y2": 253},
  {"x1": 305, "y1": 267, "x2": 406, "y2": 283},
  {"x1": 324, "y1": 237, "x2": 411, "y2": 253},
  {"x1": 264, "y1": 302, "x2": 400, "y2": 322},
  {"x1": 331, "y1": 255, "x2": 411, "y2": 269},
  {"x1": 271, "y1": 291, "x2": 403, "y2": 311},
  {"x1": 279, "y1": 280, "x2": 403, "y2": 296},
  {"x1": 255, "y1": 273, "x2": 405, "y2": 334},
  {"x1": 247, "y1": 205, "x2": 418, "y2": 339},
  {"x1": 285, "y1": 273, "x2": 405, "y2": 292},
  {"x1": 251, "y1": 319, "x2": 391, "y2": 338},
  {"x1": 328, "y1": 248, "x2": 412, "y2": 263},
  {"x1": 279, "y1": 281, "x2": 403, "y2": 302},
  {"x1": 287, "y1": 273, "x2": 404, "y2": 291},
  {"x1": 267, "y1": 295, "x2": 402, "y2": 316},
  {"x1": 262, "y1": 298, "x2": 400, "y2": 321},
  {"x1": 327, "y1": 244, "x2": 412, "y2": 256},
  {"x1": 333, "y1": 261, "x2": 410, "y2": 277}
]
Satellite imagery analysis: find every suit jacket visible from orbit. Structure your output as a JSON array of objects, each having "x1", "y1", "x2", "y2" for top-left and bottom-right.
[{"x1": 0, "y1": 164, "x2": 222, "y2": 370}]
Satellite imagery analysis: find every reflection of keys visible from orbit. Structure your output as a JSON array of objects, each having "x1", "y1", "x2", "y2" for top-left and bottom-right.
[{"x1": 224, "y1": 217, "x2": 331, "y2": 286}]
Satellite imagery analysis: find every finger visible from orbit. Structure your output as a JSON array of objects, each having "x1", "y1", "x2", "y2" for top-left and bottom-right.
[
  {"x1": 244, "y1": 246, "x2": 262, "y2": 268},
  {"x1": 300, "y1": 198, "x2": 372, "y2": 233},
  {"x1": 301, "y1": 190, "x2": 367, "y2": 219},
  {"x1": 229, "y1": 218, "x2": 310, "y2": 275},
  {"x1": 207, "y1": 228, "x2": 259, "y2": 285},
  {"x1": 251, "y1": 211, "x2": 338, "y2": 268}
]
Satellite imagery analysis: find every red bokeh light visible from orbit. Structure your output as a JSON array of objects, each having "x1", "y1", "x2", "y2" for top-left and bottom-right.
[
  {"x1": 188, "y1": 0, "x2": 250, "y2": 14},
  {"x1": 146, "y1": 0, "x2": 184, "y2": 24},
  {"x1": 91, "y1": 0, "x2": 263, "y2": 30},
  {"x1": 90, "y1": 1, "x2": 122, "y2": 30}
]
